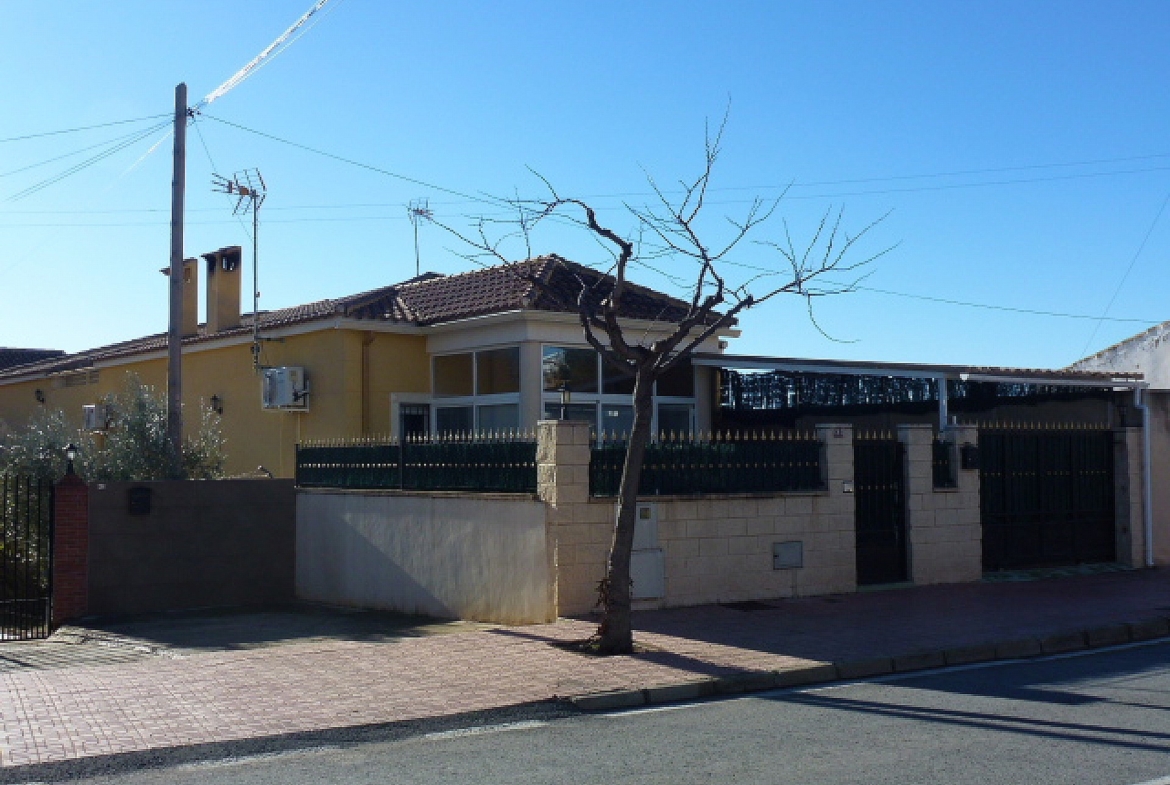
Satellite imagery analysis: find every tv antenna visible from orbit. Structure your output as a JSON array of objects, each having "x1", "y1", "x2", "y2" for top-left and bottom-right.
[
  {"x1": 212, "y1": 169, "x2": 267, "y2": 368},
  {"x1": 407, "y1": 198, "x2": 433, "y2": 278}
]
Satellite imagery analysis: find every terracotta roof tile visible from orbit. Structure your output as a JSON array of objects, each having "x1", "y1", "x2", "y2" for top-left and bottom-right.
[{"x1": 0, "y1": 257, "x2": 706, "y2": 381}]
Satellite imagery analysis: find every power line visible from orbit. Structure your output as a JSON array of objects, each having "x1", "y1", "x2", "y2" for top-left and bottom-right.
[
  {"x1": 0, "y1": 114, "x2": 170, "y2": 144},
  {"x1": 200, "y1": 113, "x2": 511, "y2": 209},
  {"x1": 1077, "y1": 189, "x2": 1170, "y2": 357},
  {"x1": 7, "y1": 120, "x2": 171, "y2": 201}
]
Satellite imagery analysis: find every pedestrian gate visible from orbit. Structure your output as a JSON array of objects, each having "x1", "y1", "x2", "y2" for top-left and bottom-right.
[
  {"x1": 0, "y1": 475, "x2": 53, "y2": 640},
  {"x1": 854, "y1": 432, "x2": 907, "y2": 585},
  {"x1": 979, "y1": 426, "x2": 1115, "y2": 571}
]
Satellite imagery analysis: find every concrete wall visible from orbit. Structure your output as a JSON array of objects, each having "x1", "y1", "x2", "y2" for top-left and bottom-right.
[
  {"x1": 295, "y1": 490, "x2": 554, "y2": 624},
  {"x1": 87, "y1": 479, "x2": 295, "y2": 616}
]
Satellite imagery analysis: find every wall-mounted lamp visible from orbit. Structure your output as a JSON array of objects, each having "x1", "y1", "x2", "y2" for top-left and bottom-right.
[
  {"x1": 64, "y1": 443, "x2": 78, "y2": 476},
  {"x1": 209, "y1": 394, "x2": 223, "y2": 415},
  {"x1": 34, "y1": 389, "x2": 45, "y2": 404},
  {"x1": 559, "y1": 383, "x2": 571, "y2": 421}
]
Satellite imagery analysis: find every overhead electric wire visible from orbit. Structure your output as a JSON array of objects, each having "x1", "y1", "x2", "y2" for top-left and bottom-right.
[
  {"x1": 0, "y1": 124, "x2": 175, "y2": 179},
  {"x1": 1077, "y1": 189, "x2": 1170, "y2": 357},
  {"x1": 7, "y1": 119, "x2": 171, "y2": 201},
  {"x1": 200, "y1": 113, "x2": 511, "y2": 209},
  {"x1": 0, "y1": 113, "x2": 170, "y2": 144}
]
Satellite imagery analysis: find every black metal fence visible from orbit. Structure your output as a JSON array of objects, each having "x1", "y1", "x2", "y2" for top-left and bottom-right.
[
  {"x1": 0, "y1": 475, "x2": 54, "y2": 640},
  {"x1": 590, "y1": 431, "x2": 824, "y2": 497},
  {"x1": 933, "y1": 437, "x2": 957, "y2": 489},
  {"x1": 296, "y1": 434, "x2": 538, "y2": 493}
]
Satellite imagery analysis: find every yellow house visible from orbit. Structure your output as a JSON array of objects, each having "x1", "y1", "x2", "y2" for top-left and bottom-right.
[{"x1": 0, "y1": 248, "x2": 731, "y2": 477}]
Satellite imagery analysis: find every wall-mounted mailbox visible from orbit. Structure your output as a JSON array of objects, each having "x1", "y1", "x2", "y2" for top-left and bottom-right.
[
  {"x1": 127, "y1": 487, "x2": 152, "y2": 516},
  {"x1": 960, "y1": 443, "x2": 980, "y2": 471}
]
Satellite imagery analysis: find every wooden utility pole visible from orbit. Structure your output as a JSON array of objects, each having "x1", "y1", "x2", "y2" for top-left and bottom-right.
[{"x1": 167, "y1": 83, "x2": 187, "y2": 477}]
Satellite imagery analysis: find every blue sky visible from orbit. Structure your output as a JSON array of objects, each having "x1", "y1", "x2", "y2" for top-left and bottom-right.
[{"x1": 2, "y1": 1, "x2": 1169, "y2": 368}]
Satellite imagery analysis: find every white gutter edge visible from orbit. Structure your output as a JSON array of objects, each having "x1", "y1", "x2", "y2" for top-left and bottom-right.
[{"x1": 1132, "y1": 387, "x2": 1155, "y2": 567}]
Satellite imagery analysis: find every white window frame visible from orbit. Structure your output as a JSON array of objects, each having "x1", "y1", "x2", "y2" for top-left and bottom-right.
[{"x1": 430, "y1": 345, "x2": 522, "y2": 434}]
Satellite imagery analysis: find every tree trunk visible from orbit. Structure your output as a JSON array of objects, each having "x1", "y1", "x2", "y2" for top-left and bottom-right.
[{"x1": 595, "y1": 370, "x2": 655, "y2": 654}]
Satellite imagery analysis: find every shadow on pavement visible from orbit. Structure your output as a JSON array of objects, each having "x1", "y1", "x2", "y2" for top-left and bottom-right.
[{"x1": 53, "y1": 602, "x2": 497, "y2": 655}]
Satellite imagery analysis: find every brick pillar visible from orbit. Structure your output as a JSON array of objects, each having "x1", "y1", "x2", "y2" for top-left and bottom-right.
[
  {"x1": 1114, "y1": 426, "x2": 1146, "y2": 568},
  {"x1": 537, "y1": 419, "x2": 607, "y2": 616},
  {"x1": 52, "y1": 473, "x2": 89, "y2": 626},
  {"x1": 815, "y1": 423, "x2": 857, "y2": 593},
  {"x1": 898, "y1": 424, "x2": 982, "y2": 585}
]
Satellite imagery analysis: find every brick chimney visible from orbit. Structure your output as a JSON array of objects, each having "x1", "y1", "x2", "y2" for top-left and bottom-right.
[
  {"x1": 204, "y1": 246, "x2": 243, "y2": 333},
  {"x1": 160, "y1": 258, "x2": 200, "y2": 337}
]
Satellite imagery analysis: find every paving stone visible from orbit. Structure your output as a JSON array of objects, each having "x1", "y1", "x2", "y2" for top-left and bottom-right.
[{"x1": 0, "y1": 568, "x2": 1167, "y2": 767}]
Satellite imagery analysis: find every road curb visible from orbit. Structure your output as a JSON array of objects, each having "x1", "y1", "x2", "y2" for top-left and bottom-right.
[{"x1": 568, "y1": 616, "x2": 1170, "y2": 712}]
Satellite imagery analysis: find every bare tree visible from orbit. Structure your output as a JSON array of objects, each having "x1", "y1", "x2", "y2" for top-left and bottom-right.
[{"x1": 438, "y1": 119, "x2": 889, "y2": 654}]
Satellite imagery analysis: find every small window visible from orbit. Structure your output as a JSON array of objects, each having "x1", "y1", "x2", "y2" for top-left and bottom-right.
[
  {"x1": 542, "y1": 346, "x2": 599, "y2": 393},
  {"x1": 435, "y1": 406, "x2": 473, "y2": 434},
  {"x1": 657, "y1": 359, "x2": 694, "y2": 397},
  {"x1": 434, "y1": 353, "x2": 473, "y2": 397},
  {"x1": 476, "y1": 347, "x2": 520, "y2": 395},
  {"x1": 477, "y1": 403, "x2": 520, "y2": 431}
]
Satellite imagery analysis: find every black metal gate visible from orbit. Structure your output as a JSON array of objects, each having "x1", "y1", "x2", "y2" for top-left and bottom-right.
[
  {"x1": 0, "y1": 475, "x2": 53, "y2": 640},
  {"x1": 854, "y1": 432, "x2": 907, "y2": 585},
  {"x1": 979, "y1": 426, "x2": 1115, "y2": 570}
]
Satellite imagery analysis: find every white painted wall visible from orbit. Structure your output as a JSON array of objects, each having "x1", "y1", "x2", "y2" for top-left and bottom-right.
[{"x1": 296, "y1": 491, "x2": 554, "y2": 624}]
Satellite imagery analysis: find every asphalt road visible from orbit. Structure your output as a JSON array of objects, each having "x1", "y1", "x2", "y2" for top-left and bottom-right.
[{"x1": 13, "y1": 641, "x2": 1170, "y2": 785}]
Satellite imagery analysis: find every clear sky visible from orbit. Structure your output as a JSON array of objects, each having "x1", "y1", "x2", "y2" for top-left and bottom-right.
[{"x1": 2, "y1": 1, "x2": 1169, "y2": 369}]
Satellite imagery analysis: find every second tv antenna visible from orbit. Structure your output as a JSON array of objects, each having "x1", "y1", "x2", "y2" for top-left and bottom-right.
[{"x1": 212, "y1": 169, "x2": 267, "y2": 368}]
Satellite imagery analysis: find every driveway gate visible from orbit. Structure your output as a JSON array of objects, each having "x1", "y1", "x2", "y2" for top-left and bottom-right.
[
  {"x1": 0, "y1": 475, "x2": 53, "y2": 640},
  {"x1": 854, "y1": 432, "x2": 907, "y2": 585},
  {"x1": 979, "y1": 426, "x2": 1115, "y2": 570}
]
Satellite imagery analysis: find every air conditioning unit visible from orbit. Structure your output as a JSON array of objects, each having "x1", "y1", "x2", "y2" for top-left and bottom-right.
[
  {"x1": 261, "y1": 366, "x2": 309, "y2": 411},
  {"x1": 82, "y1": 404, "x2": 109, "y2": 431}
]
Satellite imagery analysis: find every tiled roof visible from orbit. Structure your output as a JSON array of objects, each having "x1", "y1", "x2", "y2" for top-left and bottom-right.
[
  {"x1": 0, "y1": 348, "x2": 64, "y2": 372},
  {"x1": 0, "y1": 257, "x2": 708, "y2": 381}
]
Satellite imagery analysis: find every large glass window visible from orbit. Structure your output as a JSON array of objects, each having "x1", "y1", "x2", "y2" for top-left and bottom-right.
[
  {"x1": 476, "y1": 347, "x2": 520, "y2": 395},
  {"x1": 543, "y1": 402, "x2": 597, "y2": 424},
  {"x1": 602, "y1": 358, "x2": 636, "y2": 394},
  {"x1": 657, "y1": 403, "x2": 693, "y2": 437},
  {"x1": 657, "y1": 359, "x2": 694, "y2": 397},
  {"x1": 600, "y1": 404, "x2": 634, "y2": 437},
  {"x1": 434, "y1": 353, "x2": 473, "y2": 397},
  {"x1": 477, "y1": 403, "x2": 520, "y2": 431},
  {"x1": 435, "y1": 406, "x2": 474, "y2": 434},
  {"x1": 542, "y1": 346, "x2": 599, "y2": 393}
]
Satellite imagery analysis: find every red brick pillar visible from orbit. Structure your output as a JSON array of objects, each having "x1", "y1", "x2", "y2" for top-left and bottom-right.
[{"x1": 52, "y1": 474, "x2": 89, "y2": 626}]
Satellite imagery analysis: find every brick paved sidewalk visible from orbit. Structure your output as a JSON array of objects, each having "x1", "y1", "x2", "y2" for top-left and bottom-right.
[{"x1": 1, "y1": 569, "x2": 1168, "y2": 768}]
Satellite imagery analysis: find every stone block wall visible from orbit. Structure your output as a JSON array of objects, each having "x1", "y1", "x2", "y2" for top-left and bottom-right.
[
  {"x1": 900, "y1": 424, "x2": 982, "y2": 586},
  {"x1": 1115, "y1": 426, "x2": 1147, "y2": 567},
  {"x1": 540, "y1": 421, "x2": 859, "y2": 615}
]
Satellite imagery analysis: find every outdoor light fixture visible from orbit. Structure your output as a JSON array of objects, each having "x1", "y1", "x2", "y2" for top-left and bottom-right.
[
  {"x1": 210, "y1": 394, "x2": 224, "y2": 415},
  {"x1": 34, "y1": 389, "x2": 45, "y2": 403},
  {"x1": 559, "y1": 383, "x2": 571, "y2": 421},
  {"x1": 64, "y1": 443, "x2": 78, "y2": 476}
]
